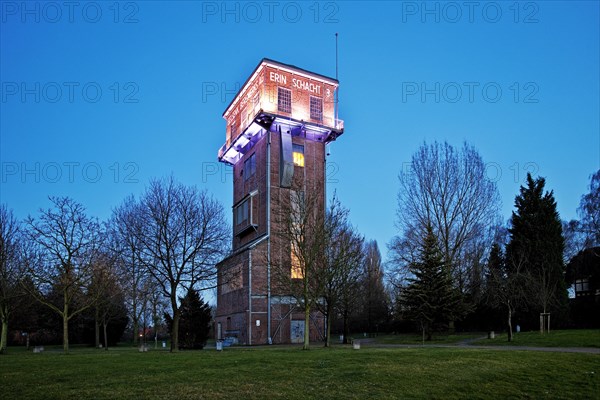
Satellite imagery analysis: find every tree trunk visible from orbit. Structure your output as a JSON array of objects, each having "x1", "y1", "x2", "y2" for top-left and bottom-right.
[
  {"x1": 132, "y1": 318, "x2": 138, "y2": 346},
  {"x1": 63, "y1": 299, "x2": 69, "y2": 354},
  {"x1": 507, "y1": 306, "x2": 513, "y2": 342},
  {"x1": 95, "y1": 308, "x2": 100, "y2": 348},
  {"x1": 103, "y1": 321, "x2": 108, "y2": 351},
  {"x1": 0, "y1": 317, "x2": 8, "y2": 354},
  {"x1": 325, "y1": 304, "x2": 332, "y2": 347},
  {"x1": 171, "y1": 311, "x2": 180, "y2": 352},
  {"x1": 342, "y1": 309, "x2": 350, "y2": 344},
  {"x1": 132, "y1": 296, "x2": 139, "y2": 346},
  {"x1": 303, "y1": 305, "x2": 310, "y2": 350}
]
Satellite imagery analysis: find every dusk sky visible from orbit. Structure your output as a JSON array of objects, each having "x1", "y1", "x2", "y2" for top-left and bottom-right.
[{"x1": 1, "y1": 1, "x2": 599, "y2": 266}]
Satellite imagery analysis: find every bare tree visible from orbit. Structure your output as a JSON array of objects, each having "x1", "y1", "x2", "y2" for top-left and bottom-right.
[
  {"x1": 486, "y1": 244, "x2": 528, "y2": 341},
  {"x1": 562, "y1": 220, "x2": 587, "y2": 264},
  {"x1": 272, "y1": 189, "x2": 327, "y2": 350},
  {"x1": 147, "y1": 278, "x2": 167, "y2": 349},
  {"x1": 317, "y1": 196, "x2": 364, "y2": 347},
  {"x1": 109, "y1": 195, "x2": 148, "y2": 345},
  {"x1": 90, "y1": 251, "x2": 125, "y2": 350},
  {"x1": 578, "y1": 169, "x2": 600, "y2": 248},
  {"x1": 391, "y1": 141, "x2": 501, "y2": 295},
  {"x1": 23, "y1": 197, "x2": 103, "y2": 353},
  {"x1": 134, "y1": 177, "x2": 229, "y2": 352},
  {"x1": 359, "y1": 240, "x2": 389, "y2": 335},
  {"x1": 0, "y1": 205, "x2": 23, "y2": 354}
]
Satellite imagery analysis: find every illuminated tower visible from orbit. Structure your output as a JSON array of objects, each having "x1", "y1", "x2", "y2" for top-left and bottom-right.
[{"x1": 215, "y1": 59, "x2": 343, "y2": 345}]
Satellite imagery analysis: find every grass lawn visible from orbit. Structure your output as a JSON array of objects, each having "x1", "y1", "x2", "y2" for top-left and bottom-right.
[
  {"x1": 1, "y1": 345, "x2": 598, "y2": 399},
  {"x1": 368, "y1": 332, "x2": 486, "y2": 345},
  {"x1": 476, "y1": 329, "x2": 600, "y2": 348}
]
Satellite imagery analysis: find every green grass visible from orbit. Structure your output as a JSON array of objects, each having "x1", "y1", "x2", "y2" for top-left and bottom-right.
[
  {"x1": 477, "y1": 329, "x2": 600, "y2": 348},
  {"x1": 1, "y1": 345, "x2": 598, "y2": 399}
]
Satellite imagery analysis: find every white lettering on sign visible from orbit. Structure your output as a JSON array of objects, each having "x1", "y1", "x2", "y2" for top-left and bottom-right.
[
  {"x1": 292, "y1": 78, "x2": 321, "y2": 95},
  {"x1": 270, "y1": 72, "x2": 287, "y2": 85},
  {"x1": 269, "y1": 71, "x2": 323, "y2": 95}
]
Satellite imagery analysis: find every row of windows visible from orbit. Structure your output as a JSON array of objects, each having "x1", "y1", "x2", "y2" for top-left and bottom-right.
[
  {"x1": 277, "y1": 87, "x2": 323, "y2": 121},
  {"x1": 242, "y1": 145, "x2": 303, "y2": 182},
  {"x1": 230, "y1": 88, "x2": 323, "y2": 138}
]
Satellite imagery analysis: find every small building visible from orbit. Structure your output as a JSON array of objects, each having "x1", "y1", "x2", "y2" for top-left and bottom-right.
[
  {"x1": 214, "y1": 59, "x2": 343, "y2": 344},
  {"x1": 566, "y1": 247, "x2": 600, "y2": 328}
]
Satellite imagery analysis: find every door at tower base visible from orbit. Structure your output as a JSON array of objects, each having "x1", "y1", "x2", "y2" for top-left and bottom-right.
[{"x1": 291, "y1": 320, "x2": 305, "y2": 344}]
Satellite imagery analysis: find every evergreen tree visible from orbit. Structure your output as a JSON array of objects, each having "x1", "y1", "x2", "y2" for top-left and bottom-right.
[
  {"x1": 399, "y1": 226, "x2": 462, "y2": 341},
  {"x1": 506, "y1": 173, "x2": 568, "y2": 330},
  {"x1": 165, "y1": 288, "x2": 211, "y2": 350}
]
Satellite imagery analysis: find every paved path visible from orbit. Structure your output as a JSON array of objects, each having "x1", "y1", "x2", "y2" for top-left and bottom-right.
[{"x1": 358, "y1": 338, "x2": 600, "y2": 354}]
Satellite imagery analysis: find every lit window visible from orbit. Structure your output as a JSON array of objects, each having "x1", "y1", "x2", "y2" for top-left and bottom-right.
[
  {"x1": 310, "y1": 96, "x2": 323, "y2": 121},
  {"x1": 292, "y1": 144, "x2": 304, "y2": 167},
  {"x1": 244, "y1": 153, "x2": 256, "y2": 181},
  {"x1": 291, "y1": 243, "x2": 303, "y2": 279},
  {"x1": 278, "y1": 87, "x2": 291, "y2": 113},
  {"x1": 290, "y1": 190, "x2": 304, "y2": 279}
]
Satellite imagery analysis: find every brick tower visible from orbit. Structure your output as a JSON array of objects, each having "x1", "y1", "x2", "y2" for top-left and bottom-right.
[{"x1": 215, "y1": 59, "x2": 343, "y2": 345}]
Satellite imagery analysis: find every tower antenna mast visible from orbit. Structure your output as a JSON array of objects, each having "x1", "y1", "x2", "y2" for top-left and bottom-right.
[{"x1": 335, "y1": 33, "x2": 339, "y2": 127}]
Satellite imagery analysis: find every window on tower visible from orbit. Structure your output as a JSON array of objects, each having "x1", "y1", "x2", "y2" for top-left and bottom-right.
[
  {"x1": 235, "y1": 198, "x2": 249, "y2": 226},
  {"x1": 278, "y1": 87, "x2": 292, "y2": 113},
  {"x1": 244, "y1": 153, "x2": 256, "y2": 181},
  {"x1": 292, "y1": 144, "x2": 304, "y2": 167},
  {"x1": 290, "y1": 190, "x2": 305, "y2": 279},
  {"x1": 291, "y1": 243, "x2": 303, "y2": 279},
  {"x1": 253, "y1": 92, "x2": 260, "y2": 109},
  {"x1": 310, "y1": 96, "x2": 323, "y2": 121},
  {"x1": 233, "y1": 191, "x2": 258, "y2": 236}
]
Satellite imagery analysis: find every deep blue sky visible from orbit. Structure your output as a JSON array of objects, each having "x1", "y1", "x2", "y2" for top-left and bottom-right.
[{"x1": 1, "y1": 1, "x2": 599, "y2": 265}]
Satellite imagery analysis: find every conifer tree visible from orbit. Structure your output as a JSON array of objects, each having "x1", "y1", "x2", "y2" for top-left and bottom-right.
[
  {"x1": 506, "y1": 173, "x2": 567, "y2": 331},
  {"x1": 165, "y1": 288, "x2": 211, "y2": 349},
  {"x1": 399, "y1": 225, "x2": 461, "y2": 341}
]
